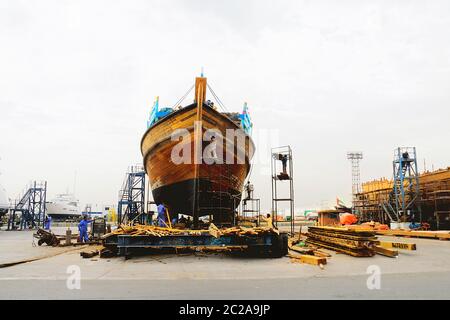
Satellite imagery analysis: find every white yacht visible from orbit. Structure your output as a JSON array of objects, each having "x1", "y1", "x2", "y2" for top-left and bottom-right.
[
  {"x1": 0, "y1": 182, "x2": 9, "y2": 218},
  {"x1": 46, "y1": 193, "x2": 81, "y2": 219}
]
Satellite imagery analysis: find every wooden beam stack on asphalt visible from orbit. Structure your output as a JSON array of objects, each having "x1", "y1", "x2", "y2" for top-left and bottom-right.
[
  {"x1": 303, "y1": 226, "x2": 421, "y2": 258},
  {"x1": 305, "y1": 226, "x2": 377, "y2": 257}
]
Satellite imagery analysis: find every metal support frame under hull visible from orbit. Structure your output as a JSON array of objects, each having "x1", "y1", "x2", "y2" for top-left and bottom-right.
[{"x1": 104, "y1": 233, "x2": 287, "y2": 258}]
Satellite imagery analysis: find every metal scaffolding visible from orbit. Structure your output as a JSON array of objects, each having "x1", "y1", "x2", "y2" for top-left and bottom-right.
[
  {"x1": 7, "y1": 181, "x2": 47, "y2": 230},
  {"x1": 391, "y1": 147, "x2": 421, "y2": 222},
  {"x1": 197, "y1": 163, "x2": 238, "y2": 228},
  {"x1": 433, "y1": 190, "x2": 450, "y2": 229},
  {"x1": 271, "y1": 146, "x2": 295, "y2": 235},
  {"x1": 117, "y1": 165, "x2": 146, "y2": 225},
  {"x1": 347, "y1": 151, "x2": 363, "y2": 216},
  {"x1": 240, "y1": 181, "x2": 261, "y2": 226}
]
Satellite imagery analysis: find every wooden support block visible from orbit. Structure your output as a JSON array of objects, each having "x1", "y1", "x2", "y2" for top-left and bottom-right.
[
  {"x1": 313, "y1": 250, "x2": 332, "y2": 258},
  {"x1": 374, "y1": 246, "x2": 398, "y2": 258},
  {"x1": 378, "y1": 241, "x2": 416, "y2": 251},
  {"x1": 289, "y1": 246, "x2": 314, "y2": 255},
  {"x1": 299, "y1": 254, "x2": 327, "y2": 266}
]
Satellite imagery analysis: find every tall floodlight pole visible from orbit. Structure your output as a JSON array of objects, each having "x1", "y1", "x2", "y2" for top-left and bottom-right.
[{"x1": 347, "y1": 152, "x2": 363, "y2": 216}]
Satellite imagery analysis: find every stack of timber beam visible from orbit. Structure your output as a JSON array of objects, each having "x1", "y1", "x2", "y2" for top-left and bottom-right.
[
  {"x1": 306, "y1": 226, "x2": 377, "y2": 257},
  {"x1": 102, "y1": 224, "x2": 279, "y2": 239}
]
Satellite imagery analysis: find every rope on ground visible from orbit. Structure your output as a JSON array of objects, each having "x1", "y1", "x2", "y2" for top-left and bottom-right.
[{"x1": 0, "y1": 245, "x2": 89, "y2": 269}]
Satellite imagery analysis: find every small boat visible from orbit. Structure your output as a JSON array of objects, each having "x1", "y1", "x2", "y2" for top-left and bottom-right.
[
  {"x1": 0, "y1": 182, "x2": 9, "y2": 218},
  {"x1": 46, "y1": 193, "x2": 81, "y2": 219},
  {"x1": 141, "y1": 76, "x2": 255, "y2": 227}
]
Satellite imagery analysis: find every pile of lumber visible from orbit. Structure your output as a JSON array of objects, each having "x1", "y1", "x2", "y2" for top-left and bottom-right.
[
  {"x1": 306, "y1": 226, "x2": 377, "y2": 257},
  {"x1": 102, "y1": 224, "x2": 279, "y2": 239},
  {"x1": 218, "y1": 225, "x2": 279, "y2": 236},
  {"x1": 288, "y1": 237, "x2": 331, "y2": 268}
]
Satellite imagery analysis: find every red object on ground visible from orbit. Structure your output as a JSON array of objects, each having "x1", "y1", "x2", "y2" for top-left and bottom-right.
[{"x1": 340, "y1": 213, "x2": 358, "y2": 225}]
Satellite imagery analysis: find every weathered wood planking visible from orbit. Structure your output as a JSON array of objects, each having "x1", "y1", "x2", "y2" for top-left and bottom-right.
[{"x1": 142, "y1": 104, "x2": 254, "y2": 189}]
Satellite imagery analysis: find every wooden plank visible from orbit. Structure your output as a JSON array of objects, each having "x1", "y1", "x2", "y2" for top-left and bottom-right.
[
  {"x1": 313, "y1": 250, "x2": 332, "y2": 258},
  {"x1": 376, "y1": 230, "x2": 450, "y2": 240},
  {"x1": 310, "y1": 225, "x2": 375, "y2": 234},
  {"x1": 299, "y1": 254, "x2": 327, "y2": 266},
  {"x1": 377, "y1": 241, "x2": 416, "y2": 250},
  {"x1": 289, "y1": 247, "x2": 314, "y2": 255},
  {"x1": 374, "y1": 245, "x2": 398, "y2": 258}
]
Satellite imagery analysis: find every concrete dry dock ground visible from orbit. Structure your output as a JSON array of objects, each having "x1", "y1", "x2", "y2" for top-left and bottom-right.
[{"x1": 1, "y1": 227, "x2": 450, "y2": 299}]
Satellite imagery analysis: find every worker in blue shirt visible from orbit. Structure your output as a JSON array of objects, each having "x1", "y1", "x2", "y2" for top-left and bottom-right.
[
  {"x1": 44, "y1": 215, "x2": 52, "y2": 230},
  {"x1": 78, "y1": 215, "x2": 92, "y2": 243},
  {"x1": 157, "y1": 203, "x2": 167, "y2": 227}
]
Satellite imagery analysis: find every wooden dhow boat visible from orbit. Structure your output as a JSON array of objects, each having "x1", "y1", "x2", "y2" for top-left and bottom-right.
[{"x1": 141, "y1": 76, "x2": 255, "y2": 227}]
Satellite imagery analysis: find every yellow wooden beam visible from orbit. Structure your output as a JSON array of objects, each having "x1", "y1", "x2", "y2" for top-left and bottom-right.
[
  {"x1": 374, "y1": 245, "x2": 398, "y2": 258},
  {"x1": 376, "y1": 230, "x2": 450, "y2": 240},
  {"x1": 300, "y1": 254, "x2": 327, "y2": 266},
  {"x1": 377, "y1": 241, "x2": 416, "y2": 250}
]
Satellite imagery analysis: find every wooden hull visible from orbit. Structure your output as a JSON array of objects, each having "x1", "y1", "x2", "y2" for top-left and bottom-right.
[{"x1": 141, "y1": 103, "x2": 255, "y2": 223}]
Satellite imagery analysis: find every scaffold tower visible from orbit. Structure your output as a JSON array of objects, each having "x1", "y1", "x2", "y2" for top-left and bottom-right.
[
  {"x1": 391, "y1": 147, "x2": 421, "y2": 222},
  {"x1": 240, "y1": 181, "x2": 261, "y2": 226},
  {"x1": 347, "y1": 151, "x2": 363, "y2": 216},
  {"x1": 7, "y1": 181, "x2": 47, "y2": 230},
  {"x1": 117, "y1": 165, "x2": 146, "y2": 225},
  {"x1": 271, "y1": 146, "x2": 295, "y2": 235}
]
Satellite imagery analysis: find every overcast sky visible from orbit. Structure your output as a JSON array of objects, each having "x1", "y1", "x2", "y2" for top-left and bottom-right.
[{"x1": 1, "y1": 0, "x2": 449, "y2": 213}]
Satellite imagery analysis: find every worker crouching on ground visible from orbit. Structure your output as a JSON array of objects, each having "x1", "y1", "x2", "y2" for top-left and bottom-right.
[{"x1": 78, "y1": 215, "x2": 92, "y2": 243}]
